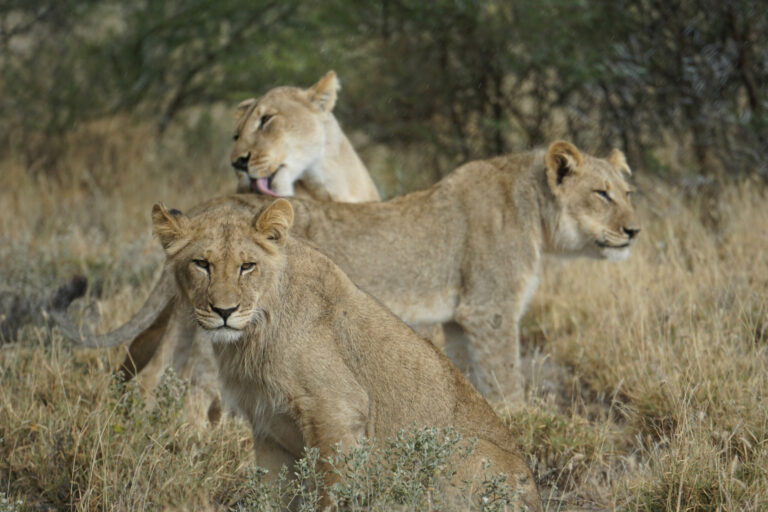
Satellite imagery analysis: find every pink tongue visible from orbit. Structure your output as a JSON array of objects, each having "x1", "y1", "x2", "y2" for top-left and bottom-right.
[{"x1": 254, "y1": 177, "x2": 280, "y2": 197}]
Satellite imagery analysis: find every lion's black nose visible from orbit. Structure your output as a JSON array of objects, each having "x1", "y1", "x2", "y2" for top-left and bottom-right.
[
  {"x1": 211, "y1": 304, "x2": 239, "y2": 321},
  {"x1": 623, "y1": 226, "x2": 640, "y2": 239},
  {"x1": 232, "y1": 154, "x2": 249, "y2": 171}
]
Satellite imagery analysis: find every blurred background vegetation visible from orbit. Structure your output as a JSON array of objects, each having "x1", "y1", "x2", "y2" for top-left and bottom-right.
[
  {"x1": 1, "y1": 0, "x2": 766, "y2": 183},
  {"x1": 2, "y1": 3, "x2": 768, "y2": 509}
]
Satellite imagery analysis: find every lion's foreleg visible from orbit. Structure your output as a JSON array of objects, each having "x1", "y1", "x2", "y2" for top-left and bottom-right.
[
  {"x1": 177, "y1": 328, "x2": 223, "y2": 428},
  {"x1": 454, "y1": 302, "x2": 524, "y2": 405},
  {"x1": 253, "y1": 434, "x2": 299, "y2": 481},
  {"x1": 293, "y1": 387, "x2": 370, "y2": 509}
]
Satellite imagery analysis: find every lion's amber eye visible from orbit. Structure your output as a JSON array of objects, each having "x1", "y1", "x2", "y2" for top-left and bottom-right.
[
  {"x1": 259, "y1": 114, "x2": 273, "y2": 128},
  {"x1": 595, "y1": 190, "x2": 612, "y2": 202},
  {"x1": 240, "y1": 262, "x2": 256, "y2": 274},
  {"x1": 193, "y1": 259, "x2": 210, "y2": 271}
]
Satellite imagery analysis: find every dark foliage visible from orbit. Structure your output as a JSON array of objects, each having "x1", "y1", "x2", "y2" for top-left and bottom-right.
[{"x1": 1, "y1": 0, "x2": 765, "y2": 176}]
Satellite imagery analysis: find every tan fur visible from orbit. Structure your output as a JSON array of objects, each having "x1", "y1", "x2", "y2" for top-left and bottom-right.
[
  {"x1": 58, "y1": 142, "x2": 640, "y2": 415},
  {"x1": 153, "y1": 199, "x2": 542, "y2": 510},
  {"x1": 230, "y1": 71, "x2": 380, "y2": 202}
]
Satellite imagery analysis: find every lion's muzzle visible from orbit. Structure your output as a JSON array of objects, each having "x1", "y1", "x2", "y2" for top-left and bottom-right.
[{"x1": 232, "y1": 154, "x2": 249, "y2": 171}]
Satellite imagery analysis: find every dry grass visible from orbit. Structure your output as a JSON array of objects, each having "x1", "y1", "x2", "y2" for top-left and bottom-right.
[
  {"x1": 1, "y1": 114, "x2": 766, "y2": 510},
  {"x1": 519, "y1": 176, "x2": 768, "y2": 510}
]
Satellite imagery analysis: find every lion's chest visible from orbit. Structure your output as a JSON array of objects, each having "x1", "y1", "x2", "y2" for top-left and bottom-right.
[
  {"x1": 215, "y1": 351, "x2": 287, "y2": 438},
  {"x1": 220, "y1": 379, "x2": 279, "y2": 433}
]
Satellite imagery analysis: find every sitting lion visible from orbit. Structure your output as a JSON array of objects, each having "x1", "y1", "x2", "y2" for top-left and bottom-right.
[
  {"x1": 230, "y1": 70, "x2": 380, "y2": 202},
  {"x1": 54, "y1": 141, "x2": 639, "y2": 414},
  {"x1": 151, "y1": 198, "x2": 542, "y2": 510}
]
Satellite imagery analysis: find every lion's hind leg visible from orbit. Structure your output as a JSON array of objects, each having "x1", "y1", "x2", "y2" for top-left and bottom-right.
[{"x1": 454, "y1": 439, "x2": 541, "y2": 511}]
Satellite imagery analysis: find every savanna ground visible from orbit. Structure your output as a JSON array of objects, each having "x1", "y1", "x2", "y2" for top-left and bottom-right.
[{"x1": 0, "y1": 112, "x2": 766, "y2": 511}]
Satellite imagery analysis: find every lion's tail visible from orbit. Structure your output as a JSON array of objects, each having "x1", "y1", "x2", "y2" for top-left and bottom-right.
[{"x1": 49, "y1": 269, "x2": 175, "y2": 348}]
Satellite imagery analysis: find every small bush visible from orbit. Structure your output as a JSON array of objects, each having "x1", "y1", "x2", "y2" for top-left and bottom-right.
[
  {"x1": 0, "y1": 493, "x2": 23, "y2": 512},
  {"x1": 238, "y1": 426, "x2": 529, "y2": 511}
]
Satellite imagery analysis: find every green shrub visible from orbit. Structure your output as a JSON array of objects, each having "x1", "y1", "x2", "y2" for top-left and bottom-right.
[{"x1": 238, "y1": 426, "x2": 528, "y2": 511}]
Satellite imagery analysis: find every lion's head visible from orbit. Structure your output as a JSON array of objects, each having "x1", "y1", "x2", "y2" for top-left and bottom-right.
[
  {"x1": 230, "y1": 71, "x2": 341, "y2": 197},
  {"x1": 152, "y1": 199, "x2": 294, "y2": 343},
  {"x1": 545, "y1": 141, "x2": 640, "y2": 261}
]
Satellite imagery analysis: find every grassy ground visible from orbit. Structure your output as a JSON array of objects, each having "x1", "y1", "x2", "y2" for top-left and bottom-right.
[{"x1": 1, "y1": 115, "x2": 766, "y2": 510}]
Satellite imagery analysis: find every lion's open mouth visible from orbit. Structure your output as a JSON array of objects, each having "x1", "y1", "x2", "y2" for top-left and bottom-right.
[{"x1": 248, "y1": 165, "x2": 284, "y2": 197}]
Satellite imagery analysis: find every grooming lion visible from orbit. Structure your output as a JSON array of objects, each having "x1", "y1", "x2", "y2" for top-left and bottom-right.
[{"x1": 230, "y1": 70, "x2": 380, "y2": 202}]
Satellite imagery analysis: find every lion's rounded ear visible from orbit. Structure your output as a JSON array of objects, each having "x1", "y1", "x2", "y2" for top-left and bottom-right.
[
  {"x1": 608, "y1": 148, "x2": 632, "y2": 177},
  {"x1": 152, "y1": 203, "x2": 190, "y2": 256},
  {"x1": 545, "y1": 141, "x2": 583, "y2": 193},
  {"x1": 306, "y1": 71, "x2": 340, "y2": 112},
  {"x1": 254, "y1": 199, "x2": 294, "y2": 245},
  {"x1": 235, "y1": 98, "x2": 256, "y2": 121}
]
